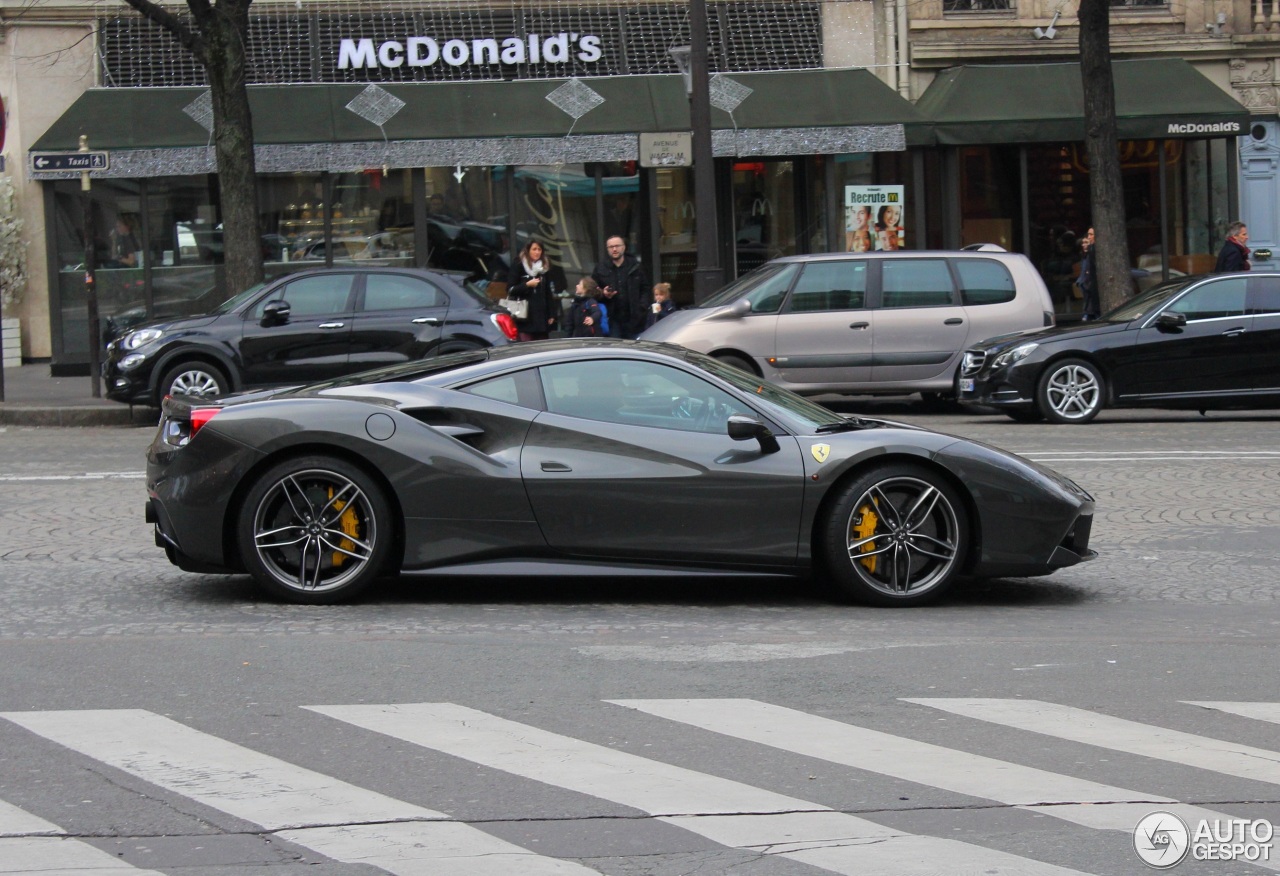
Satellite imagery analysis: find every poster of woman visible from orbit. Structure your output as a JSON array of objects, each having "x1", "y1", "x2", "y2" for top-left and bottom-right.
[{"x1": 845, "y1": 185, "x2": 905, "y2": 252}]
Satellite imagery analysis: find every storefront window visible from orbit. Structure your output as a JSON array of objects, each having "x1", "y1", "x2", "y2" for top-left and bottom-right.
[
  {"x1": 260, "y1": 173, "x2": 328, "y2": 278},
  {"x1": 426, "y1": 166, "x2": 508, "y2": 285},
  {"x1": 835, "y1": 153, "x2": 911, "y2": 253},
  {"x1": 731, "y1": 160, "x2": 795, "y2": 274},
  {"x1": 327, "y1": 169, "x2": 415, "y2": 268},
  {"x1": 146, "y1": 176, "x2": 225, "y2": 321},
  {"x1": 656, "y1": 166, "x2": 696, "y2": 304}
]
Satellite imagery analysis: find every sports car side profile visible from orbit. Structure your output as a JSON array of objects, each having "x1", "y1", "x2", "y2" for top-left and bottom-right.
[{"x1": 146, "y1": 339, "x2": 1096, "y2": 606}]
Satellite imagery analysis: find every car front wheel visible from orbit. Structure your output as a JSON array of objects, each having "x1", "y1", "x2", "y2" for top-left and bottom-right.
[
  {"x1": 821, "y1": 464, "x2": 969, "y2": 606},
  {"x1": 1036, "y1": 358, "x2": 1104, "y2": 424},
  {"x1": 158, "y1": 361, "x2": 228, "y2": 406},
  {"x1": 237, "y1": 455, "x2": 393, "y2": 604}
]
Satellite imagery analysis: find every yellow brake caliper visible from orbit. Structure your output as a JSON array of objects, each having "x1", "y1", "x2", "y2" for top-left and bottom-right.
[
  {"x1": 327, "y1": 489, "x2": 360, "y2": 566},
  {"x1": 852, "y1": 502, "x2": 879, "y2": 573}
]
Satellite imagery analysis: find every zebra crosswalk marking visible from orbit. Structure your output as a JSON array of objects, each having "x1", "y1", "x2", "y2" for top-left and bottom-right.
[
  {"x1": 611, "y1": 698, "x2": 1228, "y2": 833},
  {"x1": 0, "y1": 709, "x2": 600, "y2": 876},
  {"x1": 0, "y1": 798, "x2": 163, "y2": 876},
  {"x1": 309, "y1": 702, "x2": 1095, "y2": 876},
  {"x1": 1186, "y1": 702, "x2": 1280, "y2": 725},
  {"x1": 905, "y1": 698, "x2": 1280, "y2": 786}
]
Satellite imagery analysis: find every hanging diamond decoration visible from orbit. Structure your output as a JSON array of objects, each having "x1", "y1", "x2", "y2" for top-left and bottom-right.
[
  {"x1": 545, "y1": 78, "x2": 605, "y2": 120},
  {"x1": 709, "y1": 75, "x2": 753, "y2": 114},
  {"x1": 345, "y1": 84, "x2": 406, "y2": 127},
  {"x1": 183, "y1": 90, "x2": 214, "y2": 133}
]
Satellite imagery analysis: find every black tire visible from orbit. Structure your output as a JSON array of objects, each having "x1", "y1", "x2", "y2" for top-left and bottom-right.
[
  {"x1": 1036, "y1": 358, "x2": 1104, "y2": 424},
  {"x1": 157, "y1": 360, "x2": 229, "y2": 406},
  {"x1": 237, "y1": 455, "x2": 393, "y2": 604},
  {"x1": 1003, "y1": 407, "x2": 1044, "y2": 423},
  {"x1": 821, "y1": 463, "x2": 969, "y2": 607},
  {"x1": 714, "y1": 353, "x2": 758, "y2": 376}
]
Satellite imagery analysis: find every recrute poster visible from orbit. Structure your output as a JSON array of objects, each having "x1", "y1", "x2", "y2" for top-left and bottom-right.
[{"x1": 845, "y1": 185, "x2": 905, "y2": 252}]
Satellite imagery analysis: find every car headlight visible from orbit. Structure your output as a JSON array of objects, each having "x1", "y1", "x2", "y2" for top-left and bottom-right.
[
  {"x1": 119, "y1": 353, "x2": 146, "y2": 370},
  {"x1": 124, "y1": 328, "x2": 164, "y2": 349},
  {"x1": 993, "y1": 342, "x2": 1038, "y2": 369}
]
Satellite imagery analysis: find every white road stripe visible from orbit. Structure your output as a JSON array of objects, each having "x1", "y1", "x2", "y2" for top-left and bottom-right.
[
  {"x1": 611, "y1": 699, "x2": 1232, "y2": 835},
  {"x1": 0, "y1": 472, "x2": 145, "y2": 482},
  {"x1": 309, "y1": 702, "x2": 1094, "y2": 876},
  {"x1": 1186, "y1": 702, "x2": 1280, "y2": 725},
  {"x1": 0, "y1": 798, "x2": 163, "y2": 875},
  {"x1": 0, "y1": 709, "x2": 598, "y2": 876},
  {"x1": 905, "y1": 699, "x2": 1280, "y2": 786}
]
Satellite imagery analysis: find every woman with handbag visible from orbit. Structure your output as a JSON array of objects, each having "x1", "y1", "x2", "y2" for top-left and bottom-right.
[{"x1": 506, "y1": 239, "x2": 564, "y2": 341}]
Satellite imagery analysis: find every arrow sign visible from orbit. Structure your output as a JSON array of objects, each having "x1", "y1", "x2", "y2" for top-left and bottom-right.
[
  {"x1": 453, "y1": 164, "x2": 467, "y2": 183},
  {"x1": 30, "y1": 151, "x2": 111, "y2": 172}
]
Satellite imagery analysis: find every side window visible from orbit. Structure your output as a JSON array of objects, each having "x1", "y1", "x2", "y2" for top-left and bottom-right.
[
  {"x1": 363, "y1": 274, "x2": 446, "y2": 311},
  {"x1": 1248, "y1": 277, "x2": 1280, "y2": 315},
  {"x1": 461, "y1": 369, "x2": 542, "y2": 409},
  {"x1": 540, "y1": 360, "x2": 749, "y2": 433},
  {"x1": 1166, "y1": 278, "x2": 1247, "y2": 321},
  {"x1": 880, "y1": 259, "x2": 956, "y2": 308},
  {"x1": 743, "y1": 264, "x2": 798, "y2": 314},
  {"x1": 789, "y1": 262, "x2": 868, "y2": 312},
  {"x1": 954, "y1": 259, "x2": 1016, "y2": 306},
  {"x1": 253, "y1": 274, "x2": 354, "y2": 319}
]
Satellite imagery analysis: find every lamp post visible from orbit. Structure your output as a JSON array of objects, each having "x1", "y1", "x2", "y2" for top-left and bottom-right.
[
  {"x1": 80, "y1": 135, "x2": 100, "y2": 398},
  {"x1": 672, "y1": 0, "x2": 723, "y2": 303}
]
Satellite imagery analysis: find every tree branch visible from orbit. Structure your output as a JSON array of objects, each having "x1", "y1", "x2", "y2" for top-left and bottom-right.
[{"x1": 118, "y1": 0, "x2": 205, "y2": 62}]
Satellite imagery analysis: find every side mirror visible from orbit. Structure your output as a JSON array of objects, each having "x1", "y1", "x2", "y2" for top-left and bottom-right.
[
  {"x1": 729, "y1": 298, "x2": 752, "y2": 317},
  {"x1": 1155, "y1": 311, "x2": 1187, "y2": 332},
  {"x1": 261, "y1": 299, "x2": 291, "y2": 325},
  {"x1": 727, "y1": 414, "x2": 780, "y2": 454}
]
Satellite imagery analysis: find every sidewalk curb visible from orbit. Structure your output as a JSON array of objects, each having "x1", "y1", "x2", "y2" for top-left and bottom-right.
[{"x1": 0, "y1": 405, "x2": 158, "y2": 427}]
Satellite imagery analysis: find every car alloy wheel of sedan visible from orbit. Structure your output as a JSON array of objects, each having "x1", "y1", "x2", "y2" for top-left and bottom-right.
[
  {"x1": 160, "y1": 361, "x2": 227, "y2": 404},
  {"x1": 237, "y1": 456, "x2": 392, "y2": 603},
  {"x1": 1038, "y1": 358, "x2": 1104, "y2": 424},
  {"x1": 823, "y1": 464, "x2": 968, "y2": 606}
]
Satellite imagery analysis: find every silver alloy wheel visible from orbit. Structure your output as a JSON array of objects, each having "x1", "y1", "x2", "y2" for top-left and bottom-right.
[
  {"x1": 251, "y1": 468, "x2": 378, "y2": 594},
  {"x1": 1043, "y1": 362, "x2": 1101, "y2": 420},
  {"x1": 168, "y1": 368, "x2": 222, "y2": 399},
  {"x1": 844, "y1": 476, "x2": 961, "y2": 599}
]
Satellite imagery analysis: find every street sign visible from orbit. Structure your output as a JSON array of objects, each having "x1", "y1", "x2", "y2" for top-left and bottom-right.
[{"x1": 29, "y1": 151, "x2": 110, "y2": 172}]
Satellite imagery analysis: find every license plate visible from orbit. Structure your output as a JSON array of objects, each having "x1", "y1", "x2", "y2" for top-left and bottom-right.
[{"x1": 959, "y1": 378, "x2": 975, "y2": 393}]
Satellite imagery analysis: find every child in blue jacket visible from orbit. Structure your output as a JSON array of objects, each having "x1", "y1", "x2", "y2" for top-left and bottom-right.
[{"x1": 569, "y1": 277, "x2": 609, "y2": 337}]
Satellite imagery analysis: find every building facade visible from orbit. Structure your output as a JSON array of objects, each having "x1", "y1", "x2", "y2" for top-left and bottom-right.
[{"x1": 0, "y1": 0, "x2": 1270, "y2": 371}]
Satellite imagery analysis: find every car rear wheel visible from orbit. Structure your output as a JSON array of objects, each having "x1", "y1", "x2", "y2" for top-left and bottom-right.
[
  {"x1": 1036, "y1": 358, "x2": 1104, "y2": 424},
  {"x1": 714, "y1": 353, "x2": 758, "y2": 376},
  {"x1": 237, "y1": 455, "x2": 392, "y2": 604},
  {"x1": 821, "y1": 464, "x2": 969, "y2": 606},
  {"x1": 158, "y1": 361, "x2": 228, "y2": 406}
]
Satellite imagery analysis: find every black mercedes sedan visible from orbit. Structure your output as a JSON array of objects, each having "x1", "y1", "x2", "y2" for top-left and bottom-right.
[
  {"x1": 958, "y1": 272, "x2": 1280, "y2": 423},
  {"x1": 146, "y1": 339, "x2": 1096, "y2": 606},
  {"x1": 104, "y1": 267, "x2": 517, "y2": 408}
]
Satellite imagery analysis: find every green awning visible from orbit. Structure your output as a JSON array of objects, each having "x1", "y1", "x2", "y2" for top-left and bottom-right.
[
  {"x1": 32, "y1": 68, "x2": 929, "y2": 156},
  {"x1": 917, "y1": 59, "x2": 1250, "y2": 145}
]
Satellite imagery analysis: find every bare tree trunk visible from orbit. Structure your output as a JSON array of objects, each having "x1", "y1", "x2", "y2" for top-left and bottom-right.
[
  {"x1": 1078, "y1": 0, "x2": 1133, "y2": 313},
  {"x1": 122, "y1": 0, "x2": 263, "y2": 296}
]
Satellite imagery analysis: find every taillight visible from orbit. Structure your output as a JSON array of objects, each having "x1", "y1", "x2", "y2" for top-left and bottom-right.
[
  {"x1": 493, "y1": 312, "x2": 518, "y2": 340},
  {"x1": 189, "y1": 407, "x2": 220, "y2": 437}
]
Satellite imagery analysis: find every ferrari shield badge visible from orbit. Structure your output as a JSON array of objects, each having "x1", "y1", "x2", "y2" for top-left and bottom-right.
[{"x1": 810, "y1": 443, "x2": 831, "y2": 464}]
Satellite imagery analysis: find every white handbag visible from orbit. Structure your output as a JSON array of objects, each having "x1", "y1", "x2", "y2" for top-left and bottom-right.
[{"x1": 499, "y1": 297, "x2": 529, "y2": 319}]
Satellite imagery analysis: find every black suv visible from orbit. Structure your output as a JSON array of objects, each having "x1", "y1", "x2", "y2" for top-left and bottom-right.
[{"x1": 104, "y1": 267, "x2": 517, "y2": 407}]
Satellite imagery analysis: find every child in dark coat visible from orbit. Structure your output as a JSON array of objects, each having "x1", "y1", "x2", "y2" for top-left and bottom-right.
[
  {"x1": 644, "y1": 282, "x2": 677, "y2": 330},
  {"x1": 568, "y1": 277, "x2": 609, "y2": 338}
]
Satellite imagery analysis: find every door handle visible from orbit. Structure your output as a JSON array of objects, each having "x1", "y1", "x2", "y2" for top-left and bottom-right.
[
  {"x1": 849, "y1": 321, "x2": 870, "y2": 330},
  {"x1": 1222, "y1": 327, "x2": 1246, "y2": 337},
  {"x1": 413, "y1": 317, "x2": 442, "y2": 326},
  {"x1": 540, "y1": 461, "x2": 572, "y2": 472},
  {"x1": 318, "y1": 322, "x2": 345, "y2": 329},
  {"x1": 944, "y1": 318, "x2": 964, "y2": 326}
]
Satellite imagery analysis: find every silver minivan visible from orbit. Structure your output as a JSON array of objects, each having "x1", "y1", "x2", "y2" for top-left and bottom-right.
[{"x1": 640, "y1": 251, "x2": 1055, "y2": 397}]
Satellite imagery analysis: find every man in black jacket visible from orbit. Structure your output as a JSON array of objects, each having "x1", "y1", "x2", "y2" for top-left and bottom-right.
[
  {"x1": 1215, "y1": 221, "x2": 1251, "y2": 272},
  {"x1": 591, "y1": 236, "x2": 651, "y2": 339}
]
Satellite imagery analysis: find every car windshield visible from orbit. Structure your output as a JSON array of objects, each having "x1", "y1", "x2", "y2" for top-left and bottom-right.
[
  {"x1": 1103, "y1": 277, "x2": 1195, "y2": 322},
  {"x1": 689, "y1": 351, "x2": 850, "y2": 430},
  {"x1": 212, "y1": 282, "x2": 267, "y2": 315},
  {"x1": 697, "y1": 263, "x2": 791, "y2": 308}
]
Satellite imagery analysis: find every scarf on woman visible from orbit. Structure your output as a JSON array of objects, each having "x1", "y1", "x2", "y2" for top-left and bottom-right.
[{"x1": 522, "y1": 257, "x2": 546, "y2": 277}]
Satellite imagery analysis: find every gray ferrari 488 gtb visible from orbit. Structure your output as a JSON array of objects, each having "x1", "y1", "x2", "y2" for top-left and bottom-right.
[{"x1": 146, "y1": 339, "x2": 1096, "y2": 606}]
